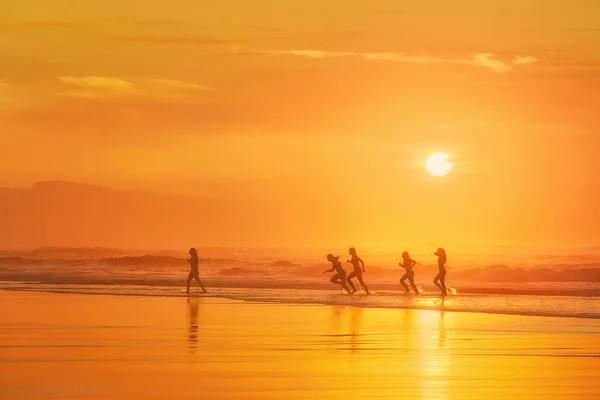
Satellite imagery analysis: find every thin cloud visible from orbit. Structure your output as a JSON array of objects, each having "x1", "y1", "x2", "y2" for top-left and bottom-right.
[
  {"x1": 472, "y1": 53, "x2": 511, "y2": 73},
  {"x1": 57, "y1": 76, "x2": 218, "y2": 99},
  {"x1": 364, "y1": 52, "x2": 443, "y2": 64},
  {"x1": 0, "y1": 20, "x2": 232, "y2": 49},
  {"x1": 513, "y1": 56, "x2": 539, "y2": 66},
  {"x1": 267, "y1": 49, "x2": 537, "y2": 73},
  {"x1": 267, "y1": 50, "x2": 352, "y2": 58},
  {"x1": 58, "y1": 76, "x2": 136, "y2": 93},
  {"x1": 111, "y1": 34, "x2": 228, "y2": 45},
  {"x1": 150, "y1": 79, "x2": 217, "y2": 91}
]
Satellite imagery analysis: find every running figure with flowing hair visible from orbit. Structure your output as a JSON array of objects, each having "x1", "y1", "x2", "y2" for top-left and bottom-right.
[
  {"x1": 323, "y1": 254, "x2": 352, "y2": 294},
  {"x1": 346, "y1": 247, "x2": 370, "y2": 295},
  {"x1": 433, "y1": 248, "x2": 448, "y2": 296},
  {"x1": 399, "y1": 251, "x2": 419, "y2": 294}
]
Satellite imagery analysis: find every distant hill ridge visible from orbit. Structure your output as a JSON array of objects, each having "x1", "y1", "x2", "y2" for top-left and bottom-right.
[{"x1": 0, "y1": 181, "x2": 241, "y2": 249}]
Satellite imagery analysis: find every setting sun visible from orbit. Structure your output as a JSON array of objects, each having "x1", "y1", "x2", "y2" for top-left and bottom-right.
[{"x1": 426, "y1": 152, "x2": 453, "y2": 177}]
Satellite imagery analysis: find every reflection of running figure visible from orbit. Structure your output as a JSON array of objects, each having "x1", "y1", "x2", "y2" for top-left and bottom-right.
[
  {"x1": 323, "y1": 254, "x2": 352, "y2": 294},
  {"x1": 186, "y1": 248, "x2": 207, "y2": 294},
  {"x1": 399, "y1": 251, "x2": 419, "y2": 294},
  {"x1": 433, "y1": 248, "x2": 447, "y2": 296},
  {"x1": 346, "y1": 247, "x2": 370, "y2": 295}
]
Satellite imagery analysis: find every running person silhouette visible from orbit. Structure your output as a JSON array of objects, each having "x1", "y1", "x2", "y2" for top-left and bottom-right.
[
  {"x1": 433, "y1": 248, "x2": 447, "y2": 296},
  {"x1": 186, "y1": 248, "x2": 207, "y2": 294},
  {"x1": 399, "y1": 251, "x2": 419, "y2": 294},
  {"x1": 346, "y1": 247, "x2": 370, "y2": 294},
  {"x1": 323, "y1": 254, "x2": 352, "y2": 294}
]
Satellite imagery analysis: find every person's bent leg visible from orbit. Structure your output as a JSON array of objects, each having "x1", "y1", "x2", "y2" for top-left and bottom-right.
[
  {"x1": 346, "y1": 271, "x2": 357, "y2": 293},
  {"x1": 400, "y1": 274, "x2": 410, "y2": 293},
  {"x1": 341, "y1": 278, "x2": 352, "y2": 294},
  {"x1": 408, "y1": 275, "x2": 419, "y2": 294},
  {"x1": 331, "y1": 274, "x2": 342, "y2": 285},
  {"x1": 433, "y1": 274, "x2": 443, "y2": 292},
  {"x1": 195, "y1": 276, "x2": 207, "y2": 293},
  {"x1": 440, "y1": 275, "x2": 447, "y2": 295},
  {"x1": 357, "y1": 274, "x2": 370, "y2": 295},
  {"x1": 186, "y1": 273, "x2": 193, "y2": 293}
]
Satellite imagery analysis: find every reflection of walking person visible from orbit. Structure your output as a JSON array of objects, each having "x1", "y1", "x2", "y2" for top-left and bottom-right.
[
  {"x1": 186, "y1": 248, "x2": 207, "y2": 294},
  {"x1": 399, "y1": 251, "x2": 419, "y2": 294},
  {"x1": 346, "y1": 247, "x2": 370, "y2": 295},
  {"x1": 323, "y1": 254, "x2": 352, "y2": 294},
  {"x1": 433, "y1": 248, "x2": 447, "y2": 296},
  {"x1": 187, "y1": 298, "x2": 199, "y2": 350}
]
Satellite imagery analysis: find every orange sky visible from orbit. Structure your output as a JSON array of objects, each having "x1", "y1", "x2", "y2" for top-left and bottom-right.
[{"x1": 1, "y1": 1, "x2": 599, "y2": 247}]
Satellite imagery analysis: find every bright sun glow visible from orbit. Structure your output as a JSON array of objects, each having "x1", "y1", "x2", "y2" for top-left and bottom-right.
[{"x1": 426, "y1": 152, "x2": 453, "y2": 177}]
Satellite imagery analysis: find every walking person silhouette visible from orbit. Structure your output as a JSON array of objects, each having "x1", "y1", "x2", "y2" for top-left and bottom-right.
[{"x1": 186, "y1": 248, "x2": 207, "y2": 294}]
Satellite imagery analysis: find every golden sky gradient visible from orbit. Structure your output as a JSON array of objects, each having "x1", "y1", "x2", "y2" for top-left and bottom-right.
[{"x1": 1, "y1": 1, "x2": 599, "y2": 247}]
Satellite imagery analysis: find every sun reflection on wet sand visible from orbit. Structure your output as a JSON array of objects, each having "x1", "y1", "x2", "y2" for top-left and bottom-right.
[
  {"x1": 1, "y1": 291, "x2": 600, "y2": 400},
  {"x1": 419, "y1": 310, "x2": 450, "y2": 400}
]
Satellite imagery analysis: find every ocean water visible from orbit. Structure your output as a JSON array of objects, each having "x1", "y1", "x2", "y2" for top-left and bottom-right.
[{"x1": 1, "y1": 247, "x2": 599, "y2": 319}]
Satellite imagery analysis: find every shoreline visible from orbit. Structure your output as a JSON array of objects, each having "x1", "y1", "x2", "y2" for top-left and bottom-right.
[
  {"x1": 2, "y1": 286, "x2": 599, "y2": 321},
  {"x1": 2, "y1": 276, "x2": 600, "y2": 295}
]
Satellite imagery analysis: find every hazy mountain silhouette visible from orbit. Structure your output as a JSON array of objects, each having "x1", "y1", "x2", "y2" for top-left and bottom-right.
[
  {"x1": 2, "y1": 181, "x2": 599, "y2": 249},
  {"x1": 0, "y1": 181, "x2": 242, "y2": 249}
]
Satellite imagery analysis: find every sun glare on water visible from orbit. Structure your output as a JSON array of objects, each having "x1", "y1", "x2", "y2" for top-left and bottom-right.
[{"x1": 426, "y1": 152, "x2": 453, "y2": 177}]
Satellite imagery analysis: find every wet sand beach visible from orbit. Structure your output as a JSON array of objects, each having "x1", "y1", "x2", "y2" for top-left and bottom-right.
[{"x1": 1, "y1": 291, "x2": 599, "y2": 399}]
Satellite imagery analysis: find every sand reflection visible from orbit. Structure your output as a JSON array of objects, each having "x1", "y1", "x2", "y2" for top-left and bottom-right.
[
  {"x1": 420, "y1": 310, "x2": 450, "y2": 400},
  {"x1": 327, "y1": 306, "x2": 364, "y2": 354},
  {"x1": 349, "y1": 306, "x2": 363, "y2": 354},
  {"x1": 187, "y1": 297, "x2": 200, "y2": 352}
]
